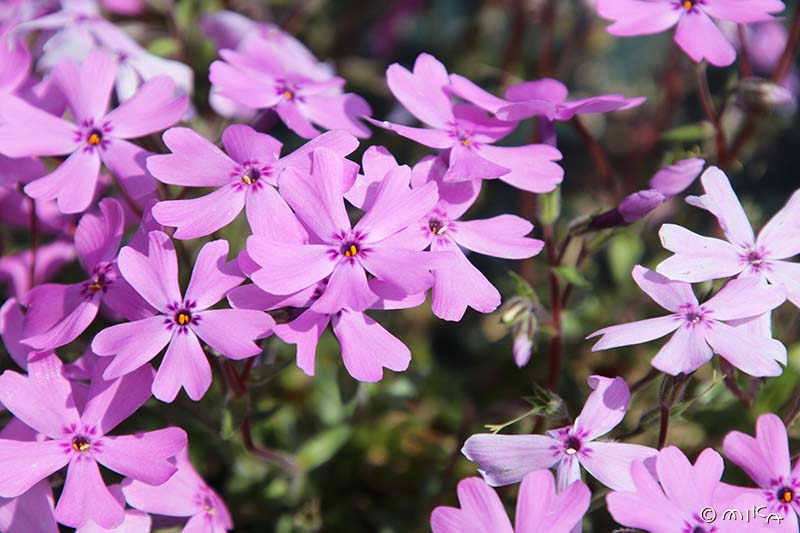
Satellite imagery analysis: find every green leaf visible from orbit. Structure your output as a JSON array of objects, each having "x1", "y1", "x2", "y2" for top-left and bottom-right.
[
  {"x1": 608, "y1": 231, "x2": 644, "y2": 285},
  {"x1": 661, "y1": 122, "x2": 714, "y2": 142},
  {"x1": 537, "y1": 187, "x2": 561, "y2": 225},
  {"x1": 295, "y1": 427, "x2": 352, "y2": 471},
  {"x1": 552, "y1": 265, "x2": 590, "y2": 288},
  {"x1": 507, "y1": 271, "x2": 537, "y2": 299},
  {"x1": 147, "y1": 37, "x2": 178, "y2": 58}
]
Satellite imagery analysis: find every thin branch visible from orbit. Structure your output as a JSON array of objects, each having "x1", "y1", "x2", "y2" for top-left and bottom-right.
[
  {"x1": 657, "y1": 405, "x2": 670, "y2": 449},
  {"x1": 736, "y1": 25, "x2": 753, "y2": 79},
  {"x1": 773, "y1": 5, "x2": 800, "y2": 84},
  {"x1": 695, "y1": 64, "x2": 729, "y2": 169}
]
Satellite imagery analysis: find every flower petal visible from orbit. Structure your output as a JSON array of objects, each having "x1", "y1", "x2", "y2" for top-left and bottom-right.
[
  {"x1": 0, "y1": 353, "x2": 81, "y2": 438},
  {"x1": 430, "y1": 239, "x2": 500, "y2": 321},
  {"x1": 75, "y1": 198, "x2": 125, "y2": 272},
  {"x1": 192, "y1": 309, "x2": 273, "y2": 360},
  {"x1": 152, "y1": 329, "x2": 211, "y2": 402},
  {"x1": 633, "y1": 264, "x2": 699, "y2": 310},
  {"x1": 311, "y1": 260, "x2": 379, "y2": 314},
  {"x1": 580, "y1": 441, "x2": 657, "y2": 491},
  {"x1": 21, "y1": 297, "x2": 99, "y2": 352},
  {"x1": 651, "y1": 324, "x2": 714, "y2": 375},
  {"x1": 55, "y1": 456, "x2": 123, "y2": 529},
  {"x1": 358, "y1": 246, "x2": 436, "y2": 296},
  {"x1": 245, "y1": 185, "x2": 307, "y2": 242},
  {"x1": 657, "y1": 447, "x2": 723, "y2": 515},
  {"x1": 475, "y1": 144, "x2": 563, "y2": 193},
  {"x1": 0, "y1": 95, "x2": 78, "y2": 157},
  {"x1": 703, "y1": 275, "x2": 786, "y2": 320},
  {"x1": 365, "y1": 118, "x2": 455, "y2": 149},
  {"x1": 332, "y1": 310, "x2": 411, "y2": 382},
  {"x1": 184, "y1": 240, "x2": 244, "y2": 309},
  {"x1": 55, "y1": 51, "x2": 116, "y2": 123},
  {"x1": 758, "y1": 189, "x2": 800, "y2": 260},
  {"x1": 273, "y1": 309, "x2": 329, "y2": 377},
  {"x1": 656, "y1": 224, "x2": 744, "y2": 282},
  {"x1": 104, "y1": 76, "x2": 187, "y2": 139},
  {"x1": 94, "y1": 428, "x2": 186, "y2": 485},
  {"x1": 386, "y1": 54, "x2": 453, "y2": 129},
  {"x1": 221, "y1": 124, "x2": 282, "y2": 164},
  {"x1": 451, "y1": 215, "x2": 543, "y2": 259},
  {"x1": 705, "y1": 321, "x2": 785, "y2": 377},
  {"x1": 449, "y1": 74, "x2": 509, "y2": 114},
  {"x1": 247, "y1": 237, "x2": 335, "y2": 295},
  {"x1": 0, "y1": 440, "x2": 71, "y2": 498},
  {"x1": 574, "y1": 376, "x2": 630, "y2": 441},
  {"x1": 24, "y1": 149, "x2": 100, "y2": 214},
  {"x1": 452, "y1": 477, "x2": 513, "y2": 533},
  {"x1": 117, "y1": 231, "x2": 181, "y2": 313},
  {"x1": 0, "y1": 479, "x2": 57, "y2": 533},
  {"x1": 80, "y1": 363, "x2": 155, "y2": 436},
  {"x1": 461, "y1": 434, "x2": 560, "y2": 487},
  {"x1": 723, "y1": 413, "x2": 788, "y2": 489},
  {"x1": 152, "y1": 185, "x2": 246, "y2": 240},
  {"x1": 147, "y1": 127, "x2": 235, "y2": 187},
  {"x1": 93, "y1": 316, "x2": 172, "y2": 379},
  {"x1": 588, "y1": 315, "x2": 681, "y2": 351},
  {"x1": 687, "y1": 166, "x2": 755, "y2": 247}
]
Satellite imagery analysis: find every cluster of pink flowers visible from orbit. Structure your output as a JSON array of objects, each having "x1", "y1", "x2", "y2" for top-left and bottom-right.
[{"x1": 0, "y1": 0, "x2": 797, "y2": 531}]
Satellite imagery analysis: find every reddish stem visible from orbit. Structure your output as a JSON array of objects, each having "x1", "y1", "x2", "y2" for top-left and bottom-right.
[{"x1": 773, "y1": 5, "x2": 800, "y2": 84}]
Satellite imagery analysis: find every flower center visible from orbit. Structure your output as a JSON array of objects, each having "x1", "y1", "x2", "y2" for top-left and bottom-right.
[
  {"x1": 746, "y1": 249, "x2": 764, "y2": 268},
  {"x1": 564, "y1": 435, "x2": 582, "y2": 455},
  {"x1": 87, "y1": 129, "x2": 103, "y2": 146},
  {"x1": 681, "y1": 305, "x2": 709, "y2": 326},
  {"x1": 175, "y1": 310, "x2": 192, "y2": 326},
  {"x1": 342, "y1": 243, "x2": 359, "y2": 257},
  {"x1": 778, "y1": 486, "x2": 794, "y2": 504},
  {"x1": 283, "y1": 89, "x2": 294, "y2": 100},
  {"x1": 241, "y1": 167, "x2": 260, "y2": 185},
  {"x1": 682, "y1": 0, "x2": 695, "y2": 9},
  {"x1": 71, "y1": 436, "x2": 91, "y2": 452},
  {"x1": 429, "y1": 218, "x2": 447, "y2": 236}
]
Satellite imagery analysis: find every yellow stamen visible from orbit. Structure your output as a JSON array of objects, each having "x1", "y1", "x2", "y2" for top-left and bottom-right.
[
  {"x1": 88, "y1": 133, "x2": 102, "y2": 145},
  {"x1": 72, "y1": 438, "x2": 90, "y2": 452},
  {"x1": 88, "y1": 281, "x2": 102, "y2": 292},
  {"x1": 242, "y1": 174, "x2": 253, "y2": 185},
  {"x1": 461, "y1": 138, "x2": 471, "y2": 146},
  {"x1": 177, "y1": 312, "x2": 191, "y2": 325},
  {"x1": 782, "y1": 490, "x2": 793, "y2": 504},
  {"x1": 344, "y1": 244, "x2": 358, "y2": 257},
  {"x1": 435, "y1": 226, "x2": 447, "y2": 235},
  {"x1": 682, "y1": 0, "x2": 693, "y2": 9},
  {"x1": 283, "y1": 90, "x2": 294, "y2": 100}
]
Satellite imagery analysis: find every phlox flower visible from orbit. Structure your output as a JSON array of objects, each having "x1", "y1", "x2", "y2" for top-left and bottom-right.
[
  {"x1": 230, "y1": 257, "x2": 424, "y2": 381},
  {"x1": 13, "y1": 0, "x2": 192, "y2": 102},
  {"x1": 76, "y1": 484, "x2": 151, "y2": 533},
  {"x1": 0, "y1": 51, "x2": 187, "y2": 213},
  {"x1": 388, "y1": 153, "x2": 544, "y2": 321},
  {"x1": 122, "y1": 446, "x2": 233, "y2": 532},
  {"x1": 148, "y1": 125, "x2": 359, "y2": 241},
  {"x1": 607, "y1": 446, "x2": 781, "y2": 533},
  {"x1": 0, "y1": 479, "x2": 56, "y2": 533},
  {"x1": 723, "y1": 413, "x2": 800, "y2": 529},
  {"x1": 92, "y1": 231, "x2": 274, "y2": 402},
  {"x1": 657, "y1": 166, "x2": 800, "y2": 307},
  {"x1": 595, "y1": 0, "x2": 785, "y2": 67},
  {"x1": 368, "y1": 53, "x2": 563, "y2": 192},
  {"x1": 431, "y1": 470, "x2": 590, "y2": 533},
  {"x1": 20, "y1": 198, "x2": 150, "y2": 351},
  {"x1": 0, "y1": 353, "x2": 187, "y2": 529},
  {"x1": 451, "y1": 74, "x2": 644, "y2": 145},
  {"x1": 209, "y1": 35, "x2": 371, "y2": 138},
  {"x1": 246, "y1": 147, "x2": 442, "y2": 315},
  {"x1": 588, "y1": 265, "x2": 787, "y2": 376},
  {"x1": 463, "y1": 376, "x2": 657, "y2": 491}
]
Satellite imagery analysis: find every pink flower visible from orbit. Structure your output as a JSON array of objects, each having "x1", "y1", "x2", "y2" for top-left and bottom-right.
[
  {"x1": 92, "y1": 231, "x2": 274, "y2": 402},
  {"x1": 607, "y1": 446, "x2": 771, "y2": 533},
  {"x1": 657, "y1": 166, "x2": 800, "y2": 307},
  {"x1": 596, "y1": 0, "x2": 785, "y2": 67},
  {"x1": 723, "y1": 413, "x2": 800, "y2": 529},
  {"x1": 209, "y1": 35, "x2": 371, "y2": 138},
  {"x1": 588, "y1": 265, "x2": 787, "y2": 376},
  {"x1": 148, "y1": 125, "x2": 359, "y2": 240},
  {"x1": 368, "y1": 53, "x2": 564, "y2": 192},
  {"x1": 0, "y1": 353, "x2": 186, "y2": 529},
  {"x1": 122, "y1": 447, "x2": 233, "y2": 532},
  {"x1": 246, "y1": 147, "x2": 442, "y2": 315},
  {"x1": 463, "y1": 376, "x2": 656, "y2": 491},
  {"x1": 431, "y1": 471, "x2": 590, "y2": 533},
  {"x1": 0, "y1": 51, "x2": 187, "y2": 213}
]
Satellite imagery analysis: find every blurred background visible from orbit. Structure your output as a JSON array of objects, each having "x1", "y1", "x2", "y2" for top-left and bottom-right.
[{"x1": 2, "y1": 0, "x2": 799, "y2": 531}]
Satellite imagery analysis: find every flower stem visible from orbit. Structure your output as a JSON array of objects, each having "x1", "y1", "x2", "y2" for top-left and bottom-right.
[
  {"x1": 773, "y1": 4, "x2": 800, "y2": 84},
  {"x1": 695, "y1": 63, "x2": 729, "y2": 170}
]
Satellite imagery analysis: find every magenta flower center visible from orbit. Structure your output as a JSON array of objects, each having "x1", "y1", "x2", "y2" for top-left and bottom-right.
[
  {"x1": 71, "y1": 435, "x2": 91, "y2": 453},
  {"x1": 87, "y1": 129, "x2": 103, "y2": 146},
  {"x1": 241, "y1": 166, "x2": 260, "y2": 185},
  {"x1": 680, "y1": 305, "x2": 711, "y2": 326},
  {"x1": 564, "y1": 435, "x2": 582, "y2": 455},
  {"x1": 341, "y1": 242, "x2": 360, "y2": 257},
  {"x1": 777, "y1": 486, "x2": 794, "y2": 504},
  {"x1": 428, "y1": 217, "x2": 448, "y2": 235},
  {"x1": 80, "y1": 263, "x2": 115, "y2": 299},
  {"x1": 176, "y1": 310, "x2": 192, "y2": 326}
]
